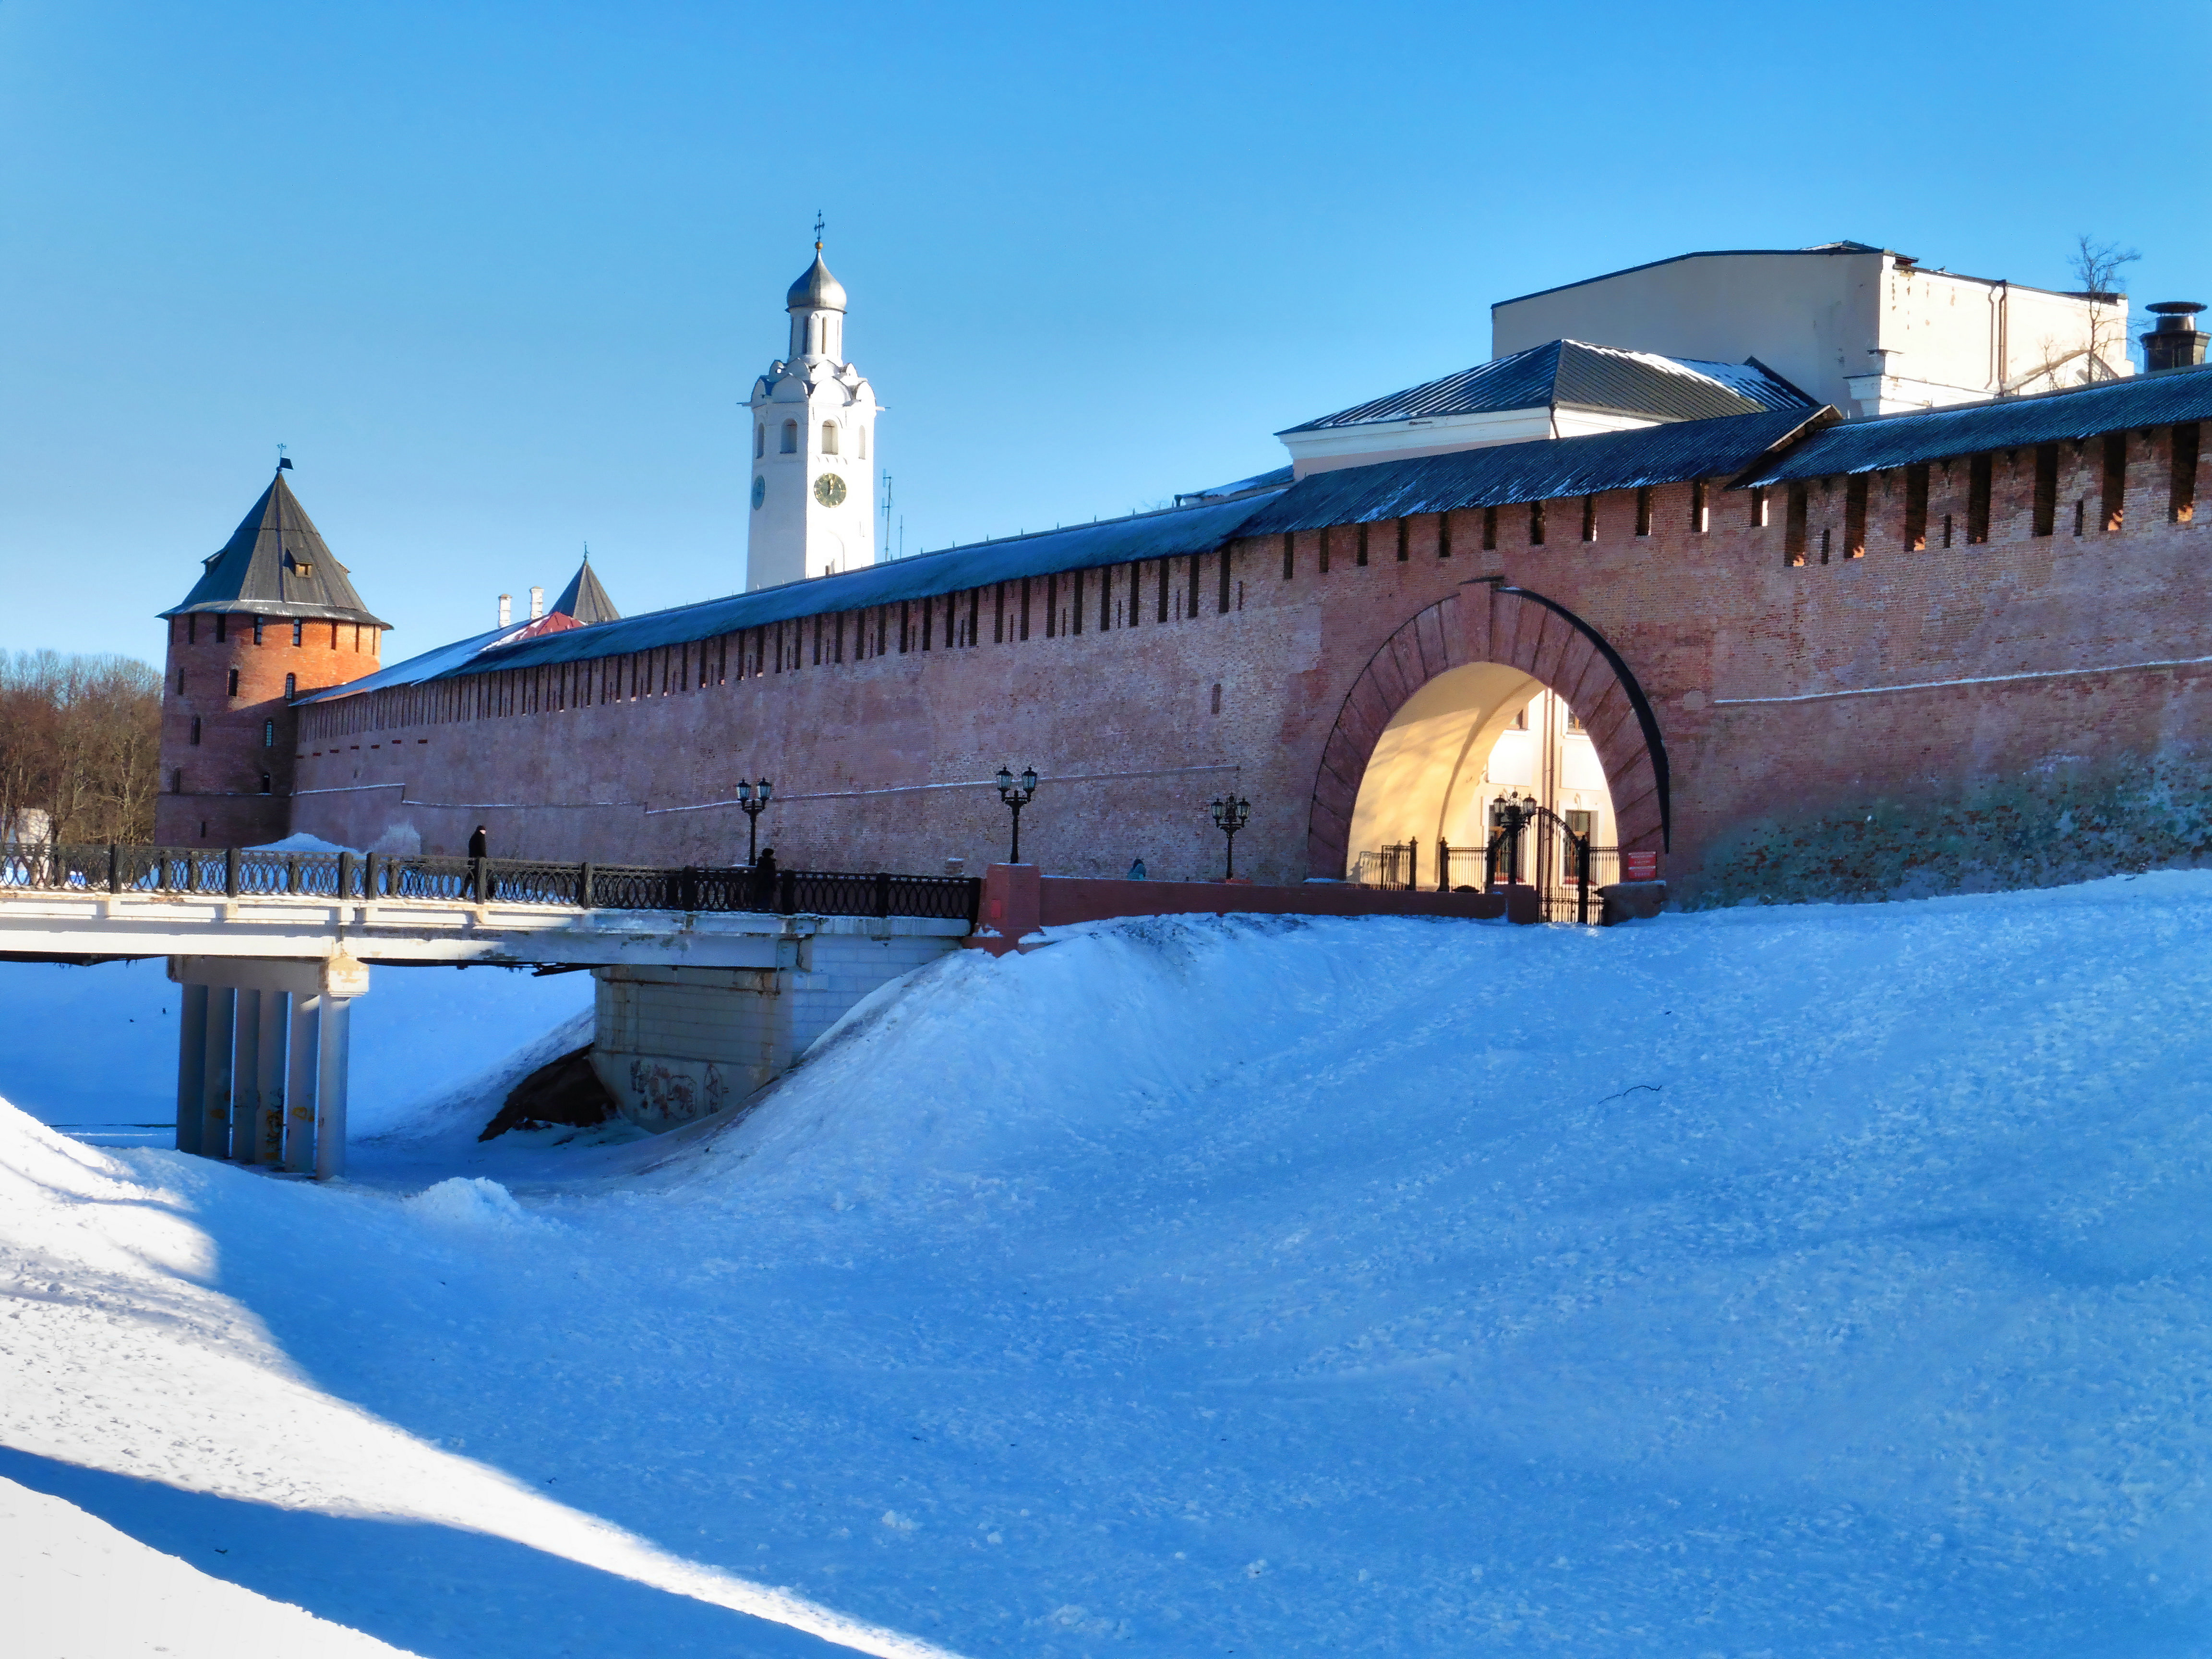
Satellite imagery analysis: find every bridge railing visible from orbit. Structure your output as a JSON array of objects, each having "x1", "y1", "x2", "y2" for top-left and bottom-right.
[{"x1": 0, "y1": 844, "x2": 981, "y2": 927}]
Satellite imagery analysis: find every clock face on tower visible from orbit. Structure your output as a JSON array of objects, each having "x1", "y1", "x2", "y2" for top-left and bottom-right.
[
  {"x1": 814, "y1": 472, "x2": 847, "y2": 507},
  {"x1": 751, "y1": 476, "x2": 766, "y2": 510}
]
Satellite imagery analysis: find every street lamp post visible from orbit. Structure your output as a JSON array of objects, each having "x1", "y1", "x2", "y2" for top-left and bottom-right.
[
  {"x1": 995, "y1": 765, "x2": 1038, "y2": 863},
  {"x1": 1209, "y1": 795, "x2": 1251, "y2": 880},
  {"x1": 736, "y1": 777, "x2": 774, "y2": 864}
]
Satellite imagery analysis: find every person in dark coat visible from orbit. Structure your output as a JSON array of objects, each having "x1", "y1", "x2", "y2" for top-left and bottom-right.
[
  {"x1": 468, "y1": 825, "x2": 489, "y2": 861},
  {"x1": 751, "y1": 846, "x2": 777, "y2": 911}
]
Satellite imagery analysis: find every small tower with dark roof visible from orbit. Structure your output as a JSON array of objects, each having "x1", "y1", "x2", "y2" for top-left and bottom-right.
[
  {"x1": 549, "y1": 552, "x2": 619, "y2": 625},
  {"x1": 155, "y1": 468, "x2": 391, "y2": 846}
]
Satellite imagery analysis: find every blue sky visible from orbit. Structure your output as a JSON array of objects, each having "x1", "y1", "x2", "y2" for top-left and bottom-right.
[{"x1": 3, "y1": 0, "x2": 2206, "y2": 661}]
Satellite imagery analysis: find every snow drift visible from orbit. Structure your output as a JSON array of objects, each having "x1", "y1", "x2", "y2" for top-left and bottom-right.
[{"x1": 8, "y1": 875, "x2": 2212, "y2": 1655}]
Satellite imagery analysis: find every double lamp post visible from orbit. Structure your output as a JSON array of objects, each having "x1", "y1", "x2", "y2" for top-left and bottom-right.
[
  {"x1": 997, "y1": 768, "x2": 1250, "y2": 881},
  {"x1": 735, "y1": 776, "x2": 773, "y2": 863}
]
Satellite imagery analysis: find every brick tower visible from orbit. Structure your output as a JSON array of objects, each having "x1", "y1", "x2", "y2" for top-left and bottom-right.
[{"x1": 155, "y1": 466, "x2": 390, "y2": 847}]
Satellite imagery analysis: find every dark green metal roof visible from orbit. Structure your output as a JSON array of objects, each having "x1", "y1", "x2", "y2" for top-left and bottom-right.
[
  {"x1": 161, "y1": 471, "x2": 390, "y2": 628},
  {"x1": 550, "y1": 556, "x2": 619, "y2": 625},
  {"x1": 1244, "y1": 407, "x2": 1833, "y2": 533},
  {"x1": 1733, "y1": 365, "x2": 2212, "y2": 487}
]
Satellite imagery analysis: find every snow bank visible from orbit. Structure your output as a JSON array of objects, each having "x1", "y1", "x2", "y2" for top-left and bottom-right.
[
  {"x1": 7, "y1": 874, "x2": 2212, "y2": 1654},
  {"x1": 0, "y1": 1103, "x2": 967, "y2": 1658},
  {"x1": 404, "y1": 1175, "x2": 542, "y2": 1229},
  {"x1": 2, "y1": 1474, "x2": 419, "y2": 1657},
  {"x1": 250, "y1": 833, "x2": 362, "y2": 854}
]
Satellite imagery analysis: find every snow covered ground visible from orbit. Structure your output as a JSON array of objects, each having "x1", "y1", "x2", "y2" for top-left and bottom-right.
[
  {"x1": 4, "y1": 1473, "x2": 417, "y2": 1658},
  {"x1": 7, "y1": 875, "x2": 2212, "y2": 1655}
]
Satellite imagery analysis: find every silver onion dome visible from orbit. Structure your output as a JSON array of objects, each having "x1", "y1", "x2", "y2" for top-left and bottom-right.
[{"x1": 786, "y1": 245, "x2": 847, "y2": 313}]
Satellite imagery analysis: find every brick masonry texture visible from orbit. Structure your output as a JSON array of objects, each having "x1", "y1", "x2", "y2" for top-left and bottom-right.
[
  {"x1": 156, "y1": 613, "x2": 383, "y2": 847},
  {"x1": 274, "y1": 421, "x2": 2212, "y2": 908}
]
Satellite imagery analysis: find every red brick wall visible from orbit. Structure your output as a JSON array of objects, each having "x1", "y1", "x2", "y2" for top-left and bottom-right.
[
  {"x1": 286, "y1": 421, "x2": 2212, "y2": 905},
  {"x1": 155, "y1": 613, "x2": 383, "y2": 846}
]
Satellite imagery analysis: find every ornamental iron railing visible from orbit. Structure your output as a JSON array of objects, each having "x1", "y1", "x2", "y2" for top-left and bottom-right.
[
  {"x1": 1437, "y1": 842, "x2": 1624, "y2": 902},
  {"x1": 0, "y1": 843, "x2": 981, "y2": 927},
  {"x1": 1347, "y1": 841, "x2": 1419, "y2": 891}
]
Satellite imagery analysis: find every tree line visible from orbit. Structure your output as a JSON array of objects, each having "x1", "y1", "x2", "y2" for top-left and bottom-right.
[{"x1": 0, "y1": 651, "x2": 164, "y2": 845}]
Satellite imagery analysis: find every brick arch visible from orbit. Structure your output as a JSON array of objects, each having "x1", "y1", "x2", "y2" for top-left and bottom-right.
[{"x1": 1307, "y1": 579, "x2": 1670, "y2": 879}]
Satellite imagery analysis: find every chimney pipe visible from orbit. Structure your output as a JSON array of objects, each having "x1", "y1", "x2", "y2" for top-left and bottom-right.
[
  {"x1": 2142, "y1": 301, "x2": 2209, "y2": 373},
  {"x1": 498, "y1": 593, "x2": 511, "y2": 627},
  {"x1": 529, "y1": 586, "x2": 545, "y2": 620}
]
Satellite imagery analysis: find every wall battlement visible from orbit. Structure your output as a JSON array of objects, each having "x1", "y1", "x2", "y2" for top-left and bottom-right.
[{"x1": 284, "y1": 396, "x2": 2212, "y2": 906}]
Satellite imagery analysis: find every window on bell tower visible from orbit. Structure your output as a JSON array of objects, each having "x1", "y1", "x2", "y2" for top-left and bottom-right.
[
  {"x1": 780, "y1": 421, "x2": 797, "y2": 454},
  {"x1": 755, "y1": 424, "x2": 765, "y2": 458},
  {"x1": 858, "y1": 426, "x2": 867, "y2": 460},
  {"x1": 821, "y1": 422, "x2": 840, "y2": 456}
]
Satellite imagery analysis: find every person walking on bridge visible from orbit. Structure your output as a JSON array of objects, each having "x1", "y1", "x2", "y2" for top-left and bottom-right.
[{"x1": 468, "y1": 825, "x2": 489, "y2": 861}]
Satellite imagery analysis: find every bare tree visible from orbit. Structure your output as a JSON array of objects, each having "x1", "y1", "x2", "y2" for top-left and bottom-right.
[
  {"x1": 2005, "y1": 236, "x2": 2142, "y2": 394},
  {"x1": 0, "y1": 651, "x2": 163, "y2": 844},
  {"x1": 2069, "y1": 233, "x2": 2140, "y2": 383}
]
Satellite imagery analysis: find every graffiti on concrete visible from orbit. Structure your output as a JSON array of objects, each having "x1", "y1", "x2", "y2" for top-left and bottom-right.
[{"x1": 623, "y1": 1058, "x2": 731, "y2": 1128}]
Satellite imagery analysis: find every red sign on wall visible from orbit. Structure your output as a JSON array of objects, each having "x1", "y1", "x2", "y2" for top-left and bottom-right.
[{"x1": 1623, "y1": 851, "x2": 1659, "y2": 882}]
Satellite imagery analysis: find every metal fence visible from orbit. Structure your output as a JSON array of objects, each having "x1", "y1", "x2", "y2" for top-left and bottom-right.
[
  {"x1": 1348, "y1": 842, "x2": 1420, "y2": 890},
  {"x1": 1354, "y1": 837, "x2": 1635, "y2": 925},
  {"x1": 0, "y1": 843, "x2": 981, "y2": 925}
]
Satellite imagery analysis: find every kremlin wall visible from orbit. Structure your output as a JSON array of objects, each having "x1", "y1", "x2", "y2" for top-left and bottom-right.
[{"x1": 154, "y1": 243, "x2": 2212, "y2": 908}]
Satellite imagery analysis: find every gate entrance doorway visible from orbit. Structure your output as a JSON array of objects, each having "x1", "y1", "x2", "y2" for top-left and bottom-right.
[
  {"x1": 1307, "y1": 584, "x2": 1669, "y2": 896},
  {"x1": 1345, "y1": 661, "x2": 1618, "y2": 913}
]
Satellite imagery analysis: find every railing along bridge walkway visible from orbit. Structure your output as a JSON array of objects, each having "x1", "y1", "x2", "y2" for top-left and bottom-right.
[{"x1": 0, "y1": 844, "x2": 981, "y2": 1178}]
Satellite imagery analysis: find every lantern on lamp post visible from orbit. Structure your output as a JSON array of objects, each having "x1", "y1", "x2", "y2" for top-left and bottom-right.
[
  {"x1": 736, "y1": 777, "x2": 773, "y2": 865},
  {"x1": 995, "y1": 765, "x2": 1038, "y2": 863},
  {"x1": 1209, "y1": 795, "x2": 1251, "y2": 880}
]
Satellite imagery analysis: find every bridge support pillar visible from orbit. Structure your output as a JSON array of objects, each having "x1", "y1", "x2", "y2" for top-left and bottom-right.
[
  {"x1": 200, "y1": 987, "x2": 236, "y2": 1161},
  {"x1": 174, "y1": 984, "x2": 208, "y2": 1156},
  {"x1": 230, "y1": 990, "x2": 262, "y2": 1164},
  {"x1": 589, "y1": 926, "x2": 965, "y2": 1132},
  {"x1": 285, "y1": 994, "x2": 320, "y2": 1174},
  {"x1": 248, "y1": 990, "x2": 288, "y2": 1164},
  {"x1": 168, "y1": 955, "x2": 368, "y2": 1179},
  {"x1": 314, "y1": 994, "x2": 353, "y2": 1181}
]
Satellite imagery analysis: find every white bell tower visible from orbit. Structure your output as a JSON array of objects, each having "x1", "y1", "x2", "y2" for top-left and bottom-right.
[{"x1": 745, "y1": 233, "x2": 880, "y2": 590}]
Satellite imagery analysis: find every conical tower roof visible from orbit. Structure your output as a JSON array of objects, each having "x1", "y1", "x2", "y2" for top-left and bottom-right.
[
  {"x1": 549, "y1": 554, "x2": 619, "y2": 626},
  {"x1": 161, "y1": 470, "x2": 390, "y2": 627}
]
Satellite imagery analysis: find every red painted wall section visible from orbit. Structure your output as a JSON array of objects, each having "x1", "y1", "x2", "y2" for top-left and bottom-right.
[
  {"x1": 966, "y1": 862, "x2": 1516, "y2": 954},
  {"x1": 281, "y1": 420, "x2": 2212, "y2": 906}
]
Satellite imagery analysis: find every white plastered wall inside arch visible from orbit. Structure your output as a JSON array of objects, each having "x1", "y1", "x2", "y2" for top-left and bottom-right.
[{"x1": 1346, "y1": 661, "x2": 1617, "y2": 887}]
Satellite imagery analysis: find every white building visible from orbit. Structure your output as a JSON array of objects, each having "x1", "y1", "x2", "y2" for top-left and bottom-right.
[
  {"x1": 745, "y1": 241, "x2": 880, "y2": 589},
  {"x1": 1491, "y1": 242, "x2": 2132, "y2": 420}
]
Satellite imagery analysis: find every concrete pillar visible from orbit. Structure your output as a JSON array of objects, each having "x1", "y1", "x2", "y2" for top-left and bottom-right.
[
  {"x1": 174, "y1": 983, "x2": 208, "y2": 1156},
  {"x1": 589, "y1": 928, "x2": 967, "y2": 1131},
  {"x1": 313, "y1": 995, "x2": 351, "y2": 1181},
  {"x1": 253, "y1": 991, "x2": 288, "y2": 1164},
  {"x1": 200, "y1": 986, "x2": 236, "y2": 1160},
  {"x1": 285, "y1": 994, "x2": 320, "y2": 1174},
  {"x1": 230, "y1": 990, "x2": 262, "y2": 1164}
]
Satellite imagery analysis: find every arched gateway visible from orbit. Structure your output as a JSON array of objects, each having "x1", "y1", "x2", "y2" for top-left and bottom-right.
[{"x1": 1308, "y1": 580, "x2": 1670, "y2": 881}]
